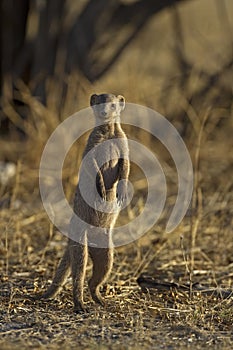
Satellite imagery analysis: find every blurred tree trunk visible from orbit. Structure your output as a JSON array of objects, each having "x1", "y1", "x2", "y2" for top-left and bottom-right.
[
  {"x1": 0, "y1": 0, "x2": 29, "y2": 134},
  {"x1": 31, "y1": 0, "x2": 65, "y2": 102},
  {"x1": 0, "y1": 0, "x2": 29, "y2": 97}
]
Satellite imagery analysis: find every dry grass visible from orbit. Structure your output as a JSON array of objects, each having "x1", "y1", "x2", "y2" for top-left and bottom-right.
[
  {"x1": 1, "y1": 96, "x2": 232, "y2": 349},
  {"x1": 1, "y1": 1, "x2": 233, "y2": 349},
  {"x1": 0, "y1": 204, "x2": 233, "y2": 349}
]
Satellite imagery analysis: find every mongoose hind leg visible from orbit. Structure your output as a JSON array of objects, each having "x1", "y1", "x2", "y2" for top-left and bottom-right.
[
  {"x1": 69, "y1": 239, "x2": 88, "y2": 312},
  {"x1": 88, "y1": 246, "x2": 113, "y2": 306}
]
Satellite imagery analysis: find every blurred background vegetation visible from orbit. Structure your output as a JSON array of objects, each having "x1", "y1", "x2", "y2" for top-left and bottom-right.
[
  {"x1": 0, "y1": 0, "x2": 232, "y2": 233},
  {"x1": 1, "y1": 0, "x2": 232, "y2": 140}
]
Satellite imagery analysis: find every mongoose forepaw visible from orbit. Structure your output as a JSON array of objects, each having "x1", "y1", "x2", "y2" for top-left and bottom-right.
[{"x1": 117, "y1": 181, "x2": 128, "y2": 206}]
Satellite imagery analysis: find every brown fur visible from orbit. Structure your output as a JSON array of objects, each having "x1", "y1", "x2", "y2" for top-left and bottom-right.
[{"x1": 34, "y1": 94, "x2": 130, "y2": 312}]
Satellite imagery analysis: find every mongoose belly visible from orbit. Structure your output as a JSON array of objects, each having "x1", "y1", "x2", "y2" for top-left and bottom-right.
[{"x1": 73, "y1": 185, "x2": 118, "y2": 229}]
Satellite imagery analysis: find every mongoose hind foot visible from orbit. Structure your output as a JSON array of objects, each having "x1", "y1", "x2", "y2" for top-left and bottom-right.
[{"x1": 73, "y1": 300, "x2": 87, "y2": 313}]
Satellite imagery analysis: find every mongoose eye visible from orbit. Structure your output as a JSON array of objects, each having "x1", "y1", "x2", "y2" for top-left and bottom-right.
[
  {"x1": 111, "y1": 103, "x2": 116, "y2": 110},
  {"x1": 117, "y1": 95, "x2": 125, "y2": 110}
]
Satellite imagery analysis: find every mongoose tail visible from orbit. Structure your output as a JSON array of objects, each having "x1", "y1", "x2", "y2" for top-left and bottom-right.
[{"x1": 34, "y1": 247, "x2": 70, "y2": 300}]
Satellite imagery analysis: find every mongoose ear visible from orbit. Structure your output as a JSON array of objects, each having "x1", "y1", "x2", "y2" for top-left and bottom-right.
[
  {"x1": 117, "y1": 95, "x2": 125, "y2": 110},
  {"x1": 90, "y1": 94, "x2": 99, "y2": 106}
]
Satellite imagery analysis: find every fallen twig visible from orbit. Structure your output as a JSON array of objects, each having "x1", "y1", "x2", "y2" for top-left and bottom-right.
[{"x1": 137, "y1": 275, "x2": 233, "y2": 299}]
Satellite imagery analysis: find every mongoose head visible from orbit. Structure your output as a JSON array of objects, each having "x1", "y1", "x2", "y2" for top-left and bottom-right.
[{"x1": 90, "y1": 93, "x2": 125, "y2": 122}]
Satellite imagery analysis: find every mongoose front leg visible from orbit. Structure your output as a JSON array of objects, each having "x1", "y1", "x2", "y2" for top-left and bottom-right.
[
  {"x1": 117, "y1": 158, "x2": 130, "y2": 205},
  {"x1": 94, "y1": 159, "x2": 106, "y2": 201},
  {"x1": 96, "y1": 171, "x2": 106, "y2": 201},
  {"x1": 69, "y1": 239, "x2": 88, "y2": 312}
]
